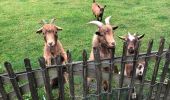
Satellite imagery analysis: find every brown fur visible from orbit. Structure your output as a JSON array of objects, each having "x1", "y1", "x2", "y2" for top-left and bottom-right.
[
  {"x1": 37, "y1": 24, "x2": 67, "y2": 65},
  {"x1": 92, "y1": 1, "x2": 106, "y2": 21},
  {"x1": 88, "y1": 19, "x2": 118, "y2": 91},
  {"x1": 36, "y1": 19, "x2": 68, "y2": 93},
  {"x1": 89, "y1": 25, "x2": 118, "y2": 60},
  {"x1": 118, "y1": 33, "x2": 145, "y2": 79}
]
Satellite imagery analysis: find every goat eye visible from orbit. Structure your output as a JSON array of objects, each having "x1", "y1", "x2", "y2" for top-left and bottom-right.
[{"x1": 95, "y1": 31, "x2": 103, "y2": 36}]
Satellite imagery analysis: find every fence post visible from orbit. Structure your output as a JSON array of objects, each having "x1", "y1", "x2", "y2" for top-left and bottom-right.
[
  {"x1": 107, "y1": 47, "x2": 115, "y2": 100},
  {"x1": 138, "y1": 39, "x2": 153, "y2": 100},
  {"x1": 0, "y1": 76, "x2": 8, "y2": 100},
  {"x1": 39, "y1": 57, "x2": 53, "y2": 100},
  {"x1": 148, "y1": 37, "x2": 165, "y2": 100},
  {"x1": 67, "y1": 50, "x2": 75, "y2": 100},
  {"x1": 24, "y1": 58, "x2": 39, "y2": 100},
  {"x1": 82, "y1": 49, "x2": 88, "y2": 100},
  {"x1": 4, "y1": 62, "x2": 24, "y2": 100},
  {"x1": 128, "y1": 41, "x2": 140, "y2": 100},
  {"x1": 163, "y1": 80, "x2": 170, "y2": 100},
  {"x1": 118, "y1": 42, "x2": 128, "y2": 100},
  {"x1": 93, "y1": 47, "x2": 102, "y2": 100},
  {"x1": 56, "y1": 55, "x2": 65, "y2": 100},
  {"x1": 155, "y1": 45, "x2": 170, "y2": 100}
]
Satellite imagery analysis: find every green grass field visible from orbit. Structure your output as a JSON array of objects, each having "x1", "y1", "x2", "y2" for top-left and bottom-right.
[
  {"x1": 0, "y1": 0, "x2": 170, "y2": 99},
  {"x1": 0, "y1": 0, "x2": 170, "y2": 73}
]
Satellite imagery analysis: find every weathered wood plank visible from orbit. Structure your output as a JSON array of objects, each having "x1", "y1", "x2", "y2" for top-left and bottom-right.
[
  {"x1": 0, "y1": 50, "x2": 167, "y2": 85},
  {"x1": 148, "y1": 38, "x2": 165, "y2": 100},
  {"x1": 39, "y1": 57, "x2": 53, "y2": 100},
  {"x1": 155, "y1": 45, "x2": 170, "y2": 100},
  {"x1": 118, "y1": 42, "x2": 127, "y2": 100},
  {"x1": 93, "y1": 47, "x2": 102, "y2": 100},
  {"x1": 163, "y1": 80, "x2": 170, "y2": 100},
  {"x1": 138, "y1": 39, "x2": 153, "y2": 100},
  {"x1": 4, "y1": 62, "x2": 24, "y2": 100},
  {"x1": 24, "y1": 58, "x2": 39, "y2": 100},
  {"x1": 128, "y1": 41, "x2": 140, "y2": 100},
  {"x1": 0, "y1": 76, "x2": 8, "y2": 100},
  {"x1": 67, "y1": 50, "x2": 75, "y2": 100},
  {"x1": 56, "y1": 56, "x2": 65, "y2": 100},
  {"x1": 82, "y1": 49, "x2": 88, "y2": 100},
  {"x1": 107, "y1": 47, "x2": 115, "y2": 100}
]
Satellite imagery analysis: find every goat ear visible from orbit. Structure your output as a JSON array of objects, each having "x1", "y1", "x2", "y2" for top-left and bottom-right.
[
  {"x1": 56, "y1": 26, "x2": 63, "y2": 31},
  {"x1": 112, "y1": 25, "x2": 118, "y2": 30},
  {"x1": 36, "y1": 27, "x2": 43, "y2": 33},
  {"x1": 104, "y1": 5, "x2": 106, "y2": 8},
  {"x1": 118, "y1": 36, "x2": 126, "y2": 41},
  {"x1": 97, "y1": 4, "x2": 101, "y2": 8},
  {"x1": 137, "y1": 34, "x2": 145, "y2": 40}
]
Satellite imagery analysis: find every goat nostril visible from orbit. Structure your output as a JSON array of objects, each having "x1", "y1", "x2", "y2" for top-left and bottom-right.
[
  {"x1": 48, "y1": 42, "x2": 53, "y2": 46},
  {"x1": 111, "y1": 42, "x2": 115, "y2": 46},
  {"x1": 139, "y1": 71, "x2": 142, "y2": 74}
]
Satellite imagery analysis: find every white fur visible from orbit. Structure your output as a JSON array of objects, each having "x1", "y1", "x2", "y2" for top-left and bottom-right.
[
  {"x1": 136, "y1": 63, "x2": 144, "y2": 76},
  {"x1": 128, "y1": 32, "x2": 135, "y2": 41}
]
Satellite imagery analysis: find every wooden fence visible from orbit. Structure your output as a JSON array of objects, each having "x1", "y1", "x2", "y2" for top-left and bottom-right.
[{"x1": 0, "y1": 38, "x2": 170, "y2": 100}]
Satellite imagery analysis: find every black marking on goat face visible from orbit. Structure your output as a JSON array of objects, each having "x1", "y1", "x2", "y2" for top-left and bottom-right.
[{"x1": 127, "y1": 37, "x2": 137, "y2": 54}]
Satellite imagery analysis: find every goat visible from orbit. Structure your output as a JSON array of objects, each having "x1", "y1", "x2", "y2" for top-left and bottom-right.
[
  {"x1": 88, "y1": 16, "x2": 118, "y2": 91},
  {"x1": 36, "y1": 18, "x2": 67, "y2": 65},
  {"x1": 36, "y1": 19, "x2": 68, "y2": 93},
  {"x1": 118, "y1": 32, "x2": 145, "y2": 80},
  {"x1": 92, "y1": 0, "x2": 106, "y2": 21}
]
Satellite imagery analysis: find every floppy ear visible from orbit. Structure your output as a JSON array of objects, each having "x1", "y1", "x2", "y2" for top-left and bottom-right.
[
  {"x1": 112, "y1": 25, "x2": 118, "y2": 30},
  {"x1": 56, "y1": 26, "x2": 63, "y2": 31},
  {"x1": 97, "y1": 4, "x2": 101, "y2": 8},
  {"x1": 104, "y1": 5, "x2": 106, "y2": 8},
  {"x1": 137, "y1": 34, "x2": 145, "y2": 40},
  {"x1": 36, "y1": 27, "x2": 43, "y2": 33},
  {"x1": 118, "y1": 36, "x2": 126, "y2": 41}
]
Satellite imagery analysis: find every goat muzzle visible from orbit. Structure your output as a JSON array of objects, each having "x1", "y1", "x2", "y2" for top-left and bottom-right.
[{"x1": 128, "y1": 47, "x2": 135, "y2": 54}]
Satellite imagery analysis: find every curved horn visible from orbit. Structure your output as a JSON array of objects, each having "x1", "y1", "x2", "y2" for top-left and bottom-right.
[
  {"x1": 88, "y1": 21, "x2": 103, "y2": 27},
  {"x1": 137, "y1": 34, "x2": 145, "y2": 39},
  {"x1": 105, "y1": 16, "x2": 111, "y2": 24},
  {"x1": 118, "y1": 35, "x2": 126, "y2": 40},
  {"x1": 40, "y1": 19, "x2": 47, "y2": 24},
  {"x1": 128, "y1": 32, "x2": 132, "y2": 36},
  {"x1": 50, "y1": 18, "x2": 56, "y2": 24}
]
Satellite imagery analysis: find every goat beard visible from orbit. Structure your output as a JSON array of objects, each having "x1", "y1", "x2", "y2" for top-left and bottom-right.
[
  {"x1": 101, "y1": 43, "x2": 114, "y2": 49},
  {"x1": 49, "y1": 46, "x2": 55, "y2": 54}
]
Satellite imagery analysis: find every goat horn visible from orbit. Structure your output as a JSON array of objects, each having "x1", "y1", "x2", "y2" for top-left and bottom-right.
[
  {"x1": 40, "y1": 19, "x2": 47, "y2": 24},
  {"x1": 118, "y1": 35, "x2": 126, "y2": 40},
  {"x1": 128, "y1": 32, "x2": 132, "y2": 36},
  {"x1": 88, "y1": 21, "x2": 103, "y2": 27},
  {"x1": 50, "y1": 18, "x2": 56, "y2": 24},
  {"x1": 105, "y1": 16, "x2": 111, "y2": 24},
  {"x1": 137, "y1": 34, "x2": 145, "y2": 39}
]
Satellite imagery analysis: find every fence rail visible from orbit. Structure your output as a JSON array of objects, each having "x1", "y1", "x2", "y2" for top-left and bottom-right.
[{"x1": 0, "y1": 38, "x2": 170, "y2": 100}]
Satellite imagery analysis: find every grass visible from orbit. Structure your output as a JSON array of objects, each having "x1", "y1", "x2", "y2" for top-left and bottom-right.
[
  {"x1": 0, "y1": 0, "x2": 170, "y2": 99},
  {"x1": 0, "y1": 0, "x2": 170, "y2": 73}
]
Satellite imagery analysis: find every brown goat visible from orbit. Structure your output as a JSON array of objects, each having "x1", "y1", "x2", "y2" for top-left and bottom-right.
[
  {"x1": 36, "y1": 19, "x2": 67, "y2": 65},
  {"x1": 92, "y1": 0, "x2": 106, "y2": 21},
  {"x1": 36, "y1": 19, "x2": 68, "y2": 91},
  {"x1": 88, "y1": 16, "x2": 118, "y2": 91},
  {"x1": 118, "y1": 32, "x2": 145, "y2": 80}
]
